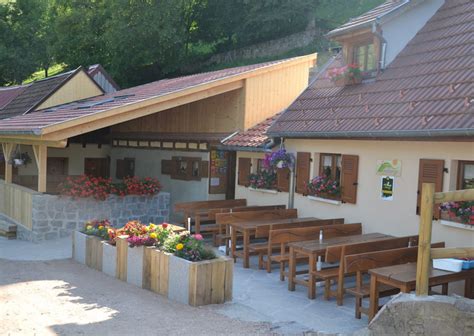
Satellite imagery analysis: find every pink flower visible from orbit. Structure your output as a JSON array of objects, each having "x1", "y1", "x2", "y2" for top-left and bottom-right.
[{"x1": 193, "y1": 234, "x2": 203, "y2": 241}]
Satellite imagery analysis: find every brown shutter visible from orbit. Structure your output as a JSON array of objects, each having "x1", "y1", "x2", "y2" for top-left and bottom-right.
[
  {"x1": 296, "y1": 152, "x2": 311, "y2": 194},
  {"x1": 116, "y1": 159, "x2": 125, "y2": 179},
  {"x1": 238, "y1": 158, "x2": 251, "y2": 186},
  {"x1": 200, "y1": 161, "x2": 209, "y2": 178},
  {"x1": 277, "y1": 167, "x2": 290, "y2": 192},
  {"x1": 341, "y1": 155, "x2": 359, "y2": 204},
  {"x1": 417, "y1": 159, "x2": 444, "y2": 219},
  {"x1": 161, "y1": 160, "x2": 172, "y2": 175}
]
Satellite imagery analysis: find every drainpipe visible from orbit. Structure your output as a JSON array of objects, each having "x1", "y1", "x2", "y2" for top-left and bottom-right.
[{"x1": 372, "y1": 22, "x2": 387, "y2": 70}]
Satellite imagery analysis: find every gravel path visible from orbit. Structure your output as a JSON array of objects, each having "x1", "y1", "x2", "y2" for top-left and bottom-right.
[{"x1": 0, "y1": 258, "x2": 273, "y2": 336}]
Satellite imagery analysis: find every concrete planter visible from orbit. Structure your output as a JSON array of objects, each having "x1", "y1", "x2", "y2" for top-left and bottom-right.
[
  {"x1": 168, "y1": 254, "x2": 233, "y2": 306},
  {"x1": 72, "y1": 231, "x2": 88, "y2": 264},
  {"x1": 127, "y1": 245, "x2": 145, "y2": 287},
  {"x1": 102, "y1": 242, "x2": 117, "y2": 277}
]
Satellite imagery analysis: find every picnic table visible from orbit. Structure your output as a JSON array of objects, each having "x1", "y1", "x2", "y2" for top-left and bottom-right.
[
  {"x1": 230, "y1": 217, "x2": 318, "y2": 268},
  {"x1": 288, "y1": 233, "x2": 393, "y2": 299},
  {"x1": 368, "y1": 262, "x2": 474, "y2": 321}
]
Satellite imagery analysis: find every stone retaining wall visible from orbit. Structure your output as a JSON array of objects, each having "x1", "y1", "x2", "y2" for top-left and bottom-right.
[{"x1": 16, "y1": 192, "x2": 170, "y2": 242}]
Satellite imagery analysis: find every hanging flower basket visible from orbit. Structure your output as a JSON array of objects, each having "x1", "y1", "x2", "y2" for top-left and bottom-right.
[
  {"x1": 263, "y1": 149, "x2": 294, "y2": 170},
  {"x1": 8, "y1": 152, "x2": 32, "y2": 167},
  {"x1": 327, "y1": 64, "x2": 362, "y2": 87}
]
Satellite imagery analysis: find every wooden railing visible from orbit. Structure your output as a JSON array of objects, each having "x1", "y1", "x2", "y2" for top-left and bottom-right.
[
  {"x1": 0, "y1": 180, "x2": 38, "y2": 229},
  {"x1": 416, "y1": 183, "x2": 474, "y2": 295}
]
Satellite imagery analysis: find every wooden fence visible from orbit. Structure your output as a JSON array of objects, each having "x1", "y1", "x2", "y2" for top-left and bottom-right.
[
  {"x1": 416, "y1": 183, "x2": 474, "y2": 295},
  {"x1": 0, "y1": 180, "x2": 37, "y2": 229}
]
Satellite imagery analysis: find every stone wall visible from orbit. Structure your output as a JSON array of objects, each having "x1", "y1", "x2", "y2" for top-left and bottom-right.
[
  {"x1": 16, "y1": 192, "x2": 170, "y2": 242},
  {"x1": 365, "y1": 293, "x2": 474, "y2": 335}
]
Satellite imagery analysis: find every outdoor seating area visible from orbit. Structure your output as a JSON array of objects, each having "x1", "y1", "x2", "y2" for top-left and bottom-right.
[{"x1": 175, "y1": 197, "x2": 474, "y2": 323}]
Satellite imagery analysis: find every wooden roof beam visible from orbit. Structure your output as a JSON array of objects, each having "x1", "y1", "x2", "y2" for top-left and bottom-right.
[{"x1": 0, "y1": 137, "x2": 67, "y2": 148}]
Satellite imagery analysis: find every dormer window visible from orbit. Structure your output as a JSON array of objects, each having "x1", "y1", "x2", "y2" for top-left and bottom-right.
[{"x1": 353, "y1": 42, "x2": 376, "y2": 73}]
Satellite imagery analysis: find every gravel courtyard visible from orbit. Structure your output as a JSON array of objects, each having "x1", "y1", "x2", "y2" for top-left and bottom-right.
[{"x1": 0, "y1": 258, "x2": 272, "y2": 336}]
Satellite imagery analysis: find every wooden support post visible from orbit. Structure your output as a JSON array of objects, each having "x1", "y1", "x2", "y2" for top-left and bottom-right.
[
  {"x1": 32, "y1": 144, "x2": 47, "y2": 193},
  {"x1": 1, "y1": 143, "x2": 14, "y2": 183},
  {"x1": 416, "y1": 182, "x2": 435, "y2": 296}
]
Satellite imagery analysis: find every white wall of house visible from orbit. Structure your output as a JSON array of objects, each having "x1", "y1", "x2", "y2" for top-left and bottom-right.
[
  {"x1": 110, "y1": 147, "x2": 224, "y2": 220},
  {"x1": 16, "y1": 144, "x2": 111, "y2": 176},
  {"x1": 236, "y1": 139, "x2": 474, "y2": 249},
  {"x1": 381, "y1": 0, "x2": 444, "y2": 66}
]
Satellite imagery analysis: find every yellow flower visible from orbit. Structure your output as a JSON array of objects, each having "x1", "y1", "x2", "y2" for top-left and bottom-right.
[
  {"x1": 86, "y1": 225, "x2": 92, "y2": 231},
  {"x1": 98, "y1": 225, "x2": 104, "y2": 230},
  {"x1": 149, "y1": 223, "x2": 156, "y2": 229},
  {"x1": 149, "y1": 232, "x2": 157, "y2": 240},
  {"x1": 143, "y1": 226, "x2": 149, "y2": 232},
  {"x1": 176, "y1": 243, "x2": 184, "y2": 251}
]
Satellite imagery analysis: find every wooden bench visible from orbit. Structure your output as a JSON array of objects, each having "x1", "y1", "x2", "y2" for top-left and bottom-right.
[
  {"x1": 265, "y1": 218, "x2": 345, "y2": 279},
  {"x1": 174, "y1": 199, "x2": 246, "y2": 234},
  {"x1": 319, "y1": 235, "x2": 419, "y2": 306},
  {"x1": 208, "y1": 205, "x2": 286, "y2": 245},
  {"x1": 216, "y1": 208, "x2": 298, "y2": 254},
  {"x1": 344, "y1": 242, "x2": 446, "y2": 319}
]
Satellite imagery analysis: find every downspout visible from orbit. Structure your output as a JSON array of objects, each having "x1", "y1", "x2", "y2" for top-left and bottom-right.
[{"x1": 372, "y1": 22, "x2": 387, "y2": 70}]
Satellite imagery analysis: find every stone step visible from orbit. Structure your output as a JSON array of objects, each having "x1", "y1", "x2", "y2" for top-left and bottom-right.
[{"x1": 0, "y1": 216, "x2": 17, "y2": 239}]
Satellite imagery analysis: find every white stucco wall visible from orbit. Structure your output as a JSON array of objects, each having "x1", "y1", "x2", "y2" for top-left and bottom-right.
[
  {"x1": 17, "y1": 144, "x2": 111, "y2": 176},
  {"x1": 381, "y1": 0, "x2": 444, "y2": 66},
  {"x1": 236, "y1": 139, "x2": 474, "y2": 249},
  {"x1": 109, "y1": 147, "x2": 225, "y2": 220}
]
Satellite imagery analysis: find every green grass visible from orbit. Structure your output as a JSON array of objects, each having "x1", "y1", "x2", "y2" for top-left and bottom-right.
[{"x1": 23, "y1": 63, "x2": 67, "y2": 84}]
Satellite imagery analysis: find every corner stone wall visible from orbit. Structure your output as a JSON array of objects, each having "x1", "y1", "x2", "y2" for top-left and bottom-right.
[{"x1": 16, "y1": 192, "x2": 170, "y2": 242}]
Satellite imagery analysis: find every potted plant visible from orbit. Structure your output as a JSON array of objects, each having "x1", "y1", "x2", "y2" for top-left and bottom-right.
[
  {"x1": 306, "y1": 175, "x2": 341, "y2": 200},
  {"x1": 8, "y1": 152, "x2": 32, "y2": 167},
  {"x1": 248, "y1": 170, "x2": 277, "y2": 191},
  {"x1": 264, "y1": 148, "x2": 294, "y2": 169},
  {"x1": 439, "y1": 201, "x2": 474, "y2": 225},
  {"x1": 327, "y1": 64, "x2": 362, "y2": 86}
]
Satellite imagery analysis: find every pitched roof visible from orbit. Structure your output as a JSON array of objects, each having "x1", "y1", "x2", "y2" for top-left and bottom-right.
[
  {"x1": 0, "y1": 85, "x2": 27, "y2": 109},
  {"x1": 326, "y1": 0, "x2": 414, "y2": 38},
  {"x1": 221, "y1": 113, "x2": 281, "y2": 151},
  {"x1": 268, "y1": 0, "x2": 474, "y2": 139},
  {"x1": 0, "y1": 69, "x2": 79, "y2": 120},
  {"x1": 0, "y1": 55, "x2": 314, "y2": 135}
]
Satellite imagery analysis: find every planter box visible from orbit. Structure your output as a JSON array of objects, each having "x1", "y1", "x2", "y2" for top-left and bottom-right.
[
  {"x1": 72, "y1": 232, "x2": 103, "y2": 271},
  {"x1": 307, "y1": 195, "x2": 342, "y2": 205},
  {"x1": 102, "y1": 242, "x2": 117, "y2": 278},
  {"x1": 168, "y1": 254, "x2": 233, "y2": 306},
  {"x1": 333, "y1": 76, "x2": 361, "y2": 87},
  {"x1": 127, "y1": 245, "x2": 145, "y2": 287},
  {"x1": 144, "y1": 248, "x2": 169, "y2": 295},
  {"x1": 248, "y1": 187, "x2": 278, "y2": 194}
]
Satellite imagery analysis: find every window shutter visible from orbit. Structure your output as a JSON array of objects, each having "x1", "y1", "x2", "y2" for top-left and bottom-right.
[
  {"x1": 341, "y1": 155, "x2": 359, "y2": 204},
  {"x1": 277, "y1": 167, "x2": 290, "y2": 192},
  {"x1": 296, "y1": 152, "x2": 311, "y2": 194},
  {"x1": 238, "y1": 158, "x2": 251, "y2": 186},
  {"x1": 200, "y1": 161, "x2": 209, "y2": 178},
  {"x1": 417, "y1": 159, "x2": 444, "y2": 219},
  {"x1": 161, "y1": 160, "x2": 172, "y2": 175},
  {"x1": 116, "y1": 159, "x2": 125, "y2": 179}
]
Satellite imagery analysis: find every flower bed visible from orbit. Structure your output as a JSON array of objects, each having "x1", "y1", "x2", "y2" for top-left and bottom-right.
[
  {"x1": 73, "y1": 219, "x2": 233, "y2": 306},
  {"x1": 306, "y1": 175, "x2": 341, "y2": 200},
  {"x1": 248, "y1": 170, "x2": 277, "y2": 191}
]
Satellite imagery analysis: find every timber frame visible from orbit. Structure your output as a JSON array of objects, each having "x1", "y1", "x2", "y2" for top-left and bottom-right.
[{"x1": 416, "y1": 183, "x2": 474, "y2": 295}]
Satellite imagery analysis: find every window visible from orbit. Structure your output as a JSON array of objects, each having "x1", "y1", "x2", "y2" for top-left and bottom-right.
[
  {"x1": 319, "y1": 153, "x2": 342, "y2": 182},
  {"x1": 353, "y1": 43, "x2": 376, "y2": 72},
  {"x1": 171, "y1": 156, "x2": 203, "y2": 181},
  {"x1": 457, "y1": 161, "x2": 474, "y2": 189},
  {"x1": 116, "y1": 158, "x2": 135, "y2": 179},
  {"x1": 256, "y1": 159, "x2": 265, "y2": 173}
]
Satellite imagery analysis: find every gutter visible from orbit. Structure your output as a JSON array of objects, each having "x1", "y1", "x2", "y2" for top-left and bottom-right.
[{"x1": 267, "y1": 128, "x2": 474, "y2": 139}]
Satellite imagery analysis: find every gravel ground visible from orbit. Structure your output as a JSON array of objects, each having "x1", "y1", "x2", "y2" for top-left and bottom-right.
[{"x1": 0, "y1": 258, "x2": 273, "y2": 336}]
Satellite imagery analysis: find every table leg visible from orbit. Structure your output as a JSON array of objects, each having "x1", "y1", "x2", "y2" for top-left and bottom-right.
[
  {"x1": 308, "y1": 253, "x2": 316, "y2": 299},
  {"x1": 230, "y1": 226, "x2": 236, "y2": 262},
  {"x1": 368, "y1": 274, "x2": 379, "y2": 322},
  {"x1": 465, "y1": 277, "x2": 474, "y2": 299},
  {"x1": 288, "y1": 246, "x2": 296, "y2": 291},
  {"x1": 243, "y1": 229, "x2": 250, "y2": 268}
]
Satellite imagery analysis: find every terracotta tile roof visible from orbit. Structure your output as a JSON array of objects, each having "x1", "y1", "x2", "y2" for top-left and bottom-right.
[
  {"x1": 0, "y1": 85, "x2": 27, "y2": 109},
  {"x1": 0, "y1": 56, "x2": 307, "y2": 135},
  {"x1": 327, "y1": 0, "x2": 411, "y2": 38},
  {"x1": 268, "y1": 0, "x2": 474, "y2": 138},
  {"x1": 0, "y1": 70, "x2": 77, "y2": 120},
  {"x1": 221, "y1": 113, "x2": 281, "y2": 150}
]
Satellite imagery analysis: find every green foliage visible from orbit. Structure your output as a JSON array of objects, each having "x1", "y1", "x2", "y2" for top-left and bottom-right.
[{"x1": 0, "y1": 0, "x2": 386, "y2": 87}]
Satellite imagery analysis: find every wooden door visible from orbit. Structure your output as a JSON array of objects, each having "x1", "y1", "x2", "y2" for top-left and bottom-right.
[
  {"x1": 47, "y1": 158, "x2": 68, "y2": 176},
  {"x1": 85, "y1": 158, "x2": 110, "y2": 178}
]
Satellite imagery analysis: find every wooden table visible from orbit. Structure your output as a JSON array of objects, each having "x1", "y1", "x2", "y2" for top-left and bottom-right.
[
  {"x1": 368, "y1": 262, "x2": 474, "y2": 321},
  {"x1": 230, "y1": 217, "x2": 318, "y2": 268},
  {"x1": 288, "y1": 233, "x2": 392, "y2": 299}
]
